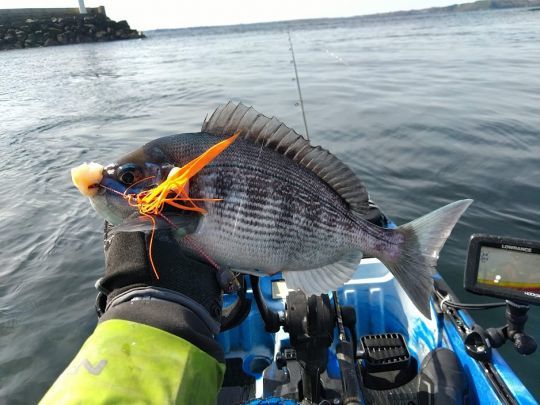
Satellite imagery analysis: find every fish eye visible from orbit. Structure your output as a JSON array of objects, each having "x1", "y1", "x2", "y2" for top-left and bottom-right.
[{"x1": 117, "y1": 164, "x2": 143, "y2": 186}]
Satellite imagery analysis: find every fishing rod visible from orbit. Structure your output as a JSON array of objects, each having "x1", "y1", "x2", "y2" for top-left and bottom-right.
[
  {"x1": 287, "y1": 30, "x2": 310, "y2": 140},
  {"x1": 288, "y1": 33, "x2": 360, "y2": 402}
]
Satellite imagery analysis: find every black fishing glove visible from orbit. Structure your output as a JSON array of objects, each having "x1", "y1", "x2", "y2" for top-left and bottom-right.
[{"x1": 96, "y1": 222, "x2": 224, "y2": 362}]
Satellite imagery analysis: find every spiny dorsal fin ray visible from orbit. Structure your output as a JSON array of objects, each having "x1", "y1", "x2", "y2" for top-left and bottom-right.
[{"x1": 202, "y1": 101, "x2": 369, "y2": 214}]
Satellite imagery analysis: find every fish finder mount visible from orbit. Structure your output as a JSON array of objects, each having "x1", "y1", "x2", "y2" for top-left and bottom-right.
[
  {"x1": 460, "y1": 234, "x2": 539, "y2": 358},
  {"x1": 484, "y1": 300, "x2": 537, "y2": 355}
]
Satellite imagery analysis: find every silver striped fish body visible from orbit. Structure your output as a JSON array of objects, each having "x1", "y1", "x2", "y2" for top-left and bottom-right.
[
  {"x1": 149, "y1": 132, "x2": 362, "y2": 274},
  {"x1": 91, "y1": 102, "x2": 472, "y2": 318}
]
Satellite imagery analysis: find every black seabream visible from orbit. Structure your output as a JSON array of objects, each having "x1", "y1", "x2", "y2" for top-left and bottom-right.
[{"x1": 71, "y1": 102, "x2": 472, "y2": 318}]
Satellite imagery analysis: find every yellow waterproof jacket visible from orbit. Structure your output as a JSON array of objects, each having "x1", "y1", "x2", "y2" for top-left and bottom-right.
[{"x1": 40, "y1": 319, "x2": 225, "y2": 404}]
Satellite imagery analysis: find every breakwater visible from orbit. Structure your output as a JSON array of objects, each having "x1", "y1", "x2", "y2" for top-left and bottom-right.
[{"x1": 0, "y1": 7, "x2": 144, "y2": 51}]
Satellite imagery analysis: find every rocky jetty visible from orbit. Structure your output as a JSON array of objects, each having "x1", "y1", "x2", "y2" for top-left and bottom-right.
[{"x1": 0, "y1": 9, "x2": 144, "y2": 51}]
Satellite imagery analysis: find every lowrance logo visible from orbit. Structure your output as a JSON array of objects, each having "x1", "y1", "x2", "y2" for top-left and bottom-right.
[
  {"x1": 501, "y1": 244, "x2": 532, "y2": 253},
  {"x1": 524, "y1": 291, "x2": 540, "y2": 298}
]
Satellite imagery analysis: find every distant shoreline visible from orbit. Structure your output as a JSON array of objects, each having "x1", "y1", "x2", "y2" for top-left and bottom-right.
[
  {"x1": 364, "y1": 0, "x2": 540, "y2": 18},
  {"x1": 147, "y1": 0, "x2": 540, "y2": 33}
]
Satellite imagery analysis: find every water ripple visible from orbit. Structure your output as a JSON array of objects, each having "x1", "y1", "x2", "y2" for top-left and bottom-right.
[{"x1": 1, "y1": 8, "x2": 539, "y2": 402}]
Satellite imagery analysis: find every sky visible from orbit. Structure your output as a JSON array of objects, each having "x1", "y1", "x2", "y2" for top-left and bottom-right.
[{"x1": 0, "y1": 0, "x2": 462, "y2": 30}]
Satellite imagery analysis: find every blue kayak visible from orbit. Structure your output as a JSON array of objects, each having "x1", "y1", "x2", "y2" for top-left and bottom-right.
[{"x1": 215, "y1": 242, "x2": 538, "y2": 404}]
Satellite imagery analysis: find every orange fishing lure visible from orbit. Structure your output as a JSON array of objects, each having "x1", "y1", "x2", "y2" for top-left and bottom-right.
[{"x1": 126, "y1": 132, "x2": 239, "y2": 278}]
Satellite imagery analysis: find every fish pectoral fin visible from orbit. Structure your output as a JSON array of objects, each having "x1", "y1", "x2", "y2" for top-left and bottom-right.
[
  {"x1": 283, "y1": 251, "x2": 362, "y2": 296},
  {"x1": 111, "y1": 213, "x2": 200, "y2": 236}
]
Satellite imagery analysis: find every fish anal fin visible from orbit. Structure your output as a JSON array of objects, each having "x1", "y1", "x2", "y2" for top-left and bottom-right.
[
  {"x1": 202, "y1": 102, "x2": 369, "y2": 215},
  {"x1": 283, "y1": 251, "x2": 362, "y2": 296}
]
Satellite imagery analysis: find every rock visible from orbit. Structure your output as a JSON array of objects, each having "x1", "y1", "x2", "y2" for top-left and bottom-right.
[
  {"x1": 64, "y1": 30, "x2": 75, "y2": 42},
  {"x1": 77, "y1": 34, "x2": 92, "y2": 43},
  {"x1": 1, "y1": 11, "x2": 144, "y2": 51},
  {"x1": 116, "y1": 20, "x2": 130, "y2": 30}
]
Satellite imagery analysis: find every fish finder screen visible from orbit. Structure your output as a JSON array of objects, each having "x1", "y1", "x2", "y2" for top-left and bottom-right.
[{"x1": 477, "y1": 246, "x2": 540, "y2": 293}]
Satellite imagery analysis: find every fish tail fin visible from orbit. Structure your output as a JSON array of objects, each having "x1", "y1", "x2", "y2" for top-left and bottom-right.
[{"x1": 380, "y1": 199, "x2": 473, "y2": 319}]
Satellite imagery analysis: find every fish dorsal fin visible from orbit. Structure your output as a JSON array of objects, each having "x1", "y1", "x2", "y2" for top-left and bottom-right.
[{"x1": 202, "y1": 101, "x2": 369, "y2": 214}]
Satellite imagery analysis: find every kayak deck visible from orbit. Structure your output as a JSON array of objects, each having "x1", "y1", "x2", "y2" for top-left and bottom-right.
[{"x1": 217, "y1": 259, "x2": 537, "y2": 404}]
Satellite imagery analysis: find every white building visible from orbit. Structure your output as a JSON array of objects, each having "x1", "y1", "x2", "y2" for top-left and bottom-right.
[{"x1": 78, "y1": 0, "x2": 87, "y2": 14}]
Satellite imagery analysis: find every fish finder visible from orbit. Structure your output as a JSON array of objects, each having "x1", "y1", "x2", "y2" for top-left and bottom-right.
[{"x1": 464, "y1": 234, "x2": 540, "y2": 305}]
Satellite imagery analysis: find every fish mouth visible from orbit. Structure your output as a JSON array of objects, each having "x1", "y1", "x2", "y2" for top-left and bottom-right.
[{"x1": 71, "y1": 162, "x2": 105, "y2": 197}]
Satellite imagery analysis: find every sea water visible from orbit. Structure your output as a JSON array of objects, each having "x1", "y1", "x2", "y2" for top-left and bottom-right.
[{"x1": 0, "y1": 8, "x2": 539, "y2": 402}]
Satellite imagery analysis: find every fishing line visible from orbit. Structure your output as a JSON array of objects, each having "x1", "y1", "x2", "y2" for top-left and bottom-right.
[
  {"x1": 434, "y1": 290, "x2": 506, "y2": 310},
  {"x1": 289, "y1": 30, "x2": 351, "y2": 67},
  {"x1": 288, "y1": 30, "x2": 310, "y2": 140},
  {"x1": 286, "y1": 31, "x2": 349, "y2": 139},
  {"x1": 324, "y1": 48, "x2": 349, "y2": 66},
  {"x1": 124, "y1": 175, "x2": 157, "y2": 194},
  {"x1": 183, "y1": 235, "x2": 221, "y2": 271}
]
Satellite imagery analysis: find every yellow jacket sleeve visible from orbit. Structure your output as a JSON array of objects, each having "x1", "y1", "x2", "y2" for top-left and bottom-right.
[{"x1": 40, "y1": 319, "x2": 225, "y2": 405}]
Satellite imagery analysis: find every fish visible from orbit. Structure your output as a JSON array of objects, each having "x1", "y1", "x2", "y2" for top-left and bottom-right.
[{"x1": 71, "y1": 102, "x2": 472, "y2": 319}]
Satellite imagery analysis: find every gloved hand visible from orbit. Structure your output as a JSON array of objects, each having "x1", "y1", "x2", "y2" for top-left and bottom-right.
[{"x1": 96, "y1": 222, "x2": 224, "y2": 362}]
